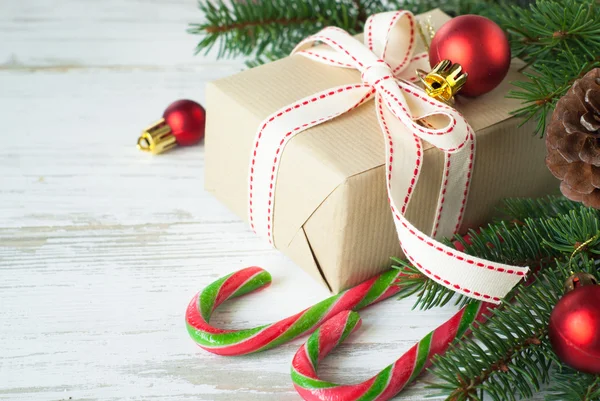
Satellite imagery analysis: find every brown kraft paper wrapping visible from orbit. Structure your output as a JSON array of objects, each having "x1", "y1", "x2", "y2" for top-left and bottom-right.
[{"x1": 204, "y1": 9, "x2": 559, "y2": 293}]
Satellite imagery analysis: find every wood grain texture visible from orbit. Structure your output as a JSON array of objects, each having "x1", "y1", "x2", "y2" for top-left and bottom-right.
[{"x1": 0, "y1": 1, "x2": 547, "y2": 400}]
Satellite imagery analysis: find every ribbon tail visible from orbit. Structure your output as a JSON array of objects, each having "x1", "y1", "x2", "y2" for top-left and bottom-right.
[
  {"x1": 397, "y1": 220, "x2": 527, "y2": 304},
  {"x1": 376, "y1": 88, "x2": 527, "y2": 304}
]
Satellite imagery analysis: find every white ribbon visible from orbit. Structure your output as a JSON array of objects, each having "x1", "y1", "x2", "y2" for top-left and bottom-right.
[{"x1": 247, "y1": 11, "x2": 528, "y2": 303}]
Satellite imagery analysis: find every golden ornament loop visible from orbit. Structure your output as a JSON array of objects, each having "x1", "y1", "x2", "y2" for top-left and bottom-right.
[
  {"x1": 137, "y1": 118, "x2": 177, "y2": 155},
  {"x1": 416, "y1": 60, "x2": 468, "y2": 104}
]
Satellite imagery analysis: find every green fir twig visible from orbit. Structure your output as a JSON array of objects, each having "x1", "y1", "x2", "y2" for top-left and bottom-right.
[
  {"x1": 494, "y1": 0, "x2": 600, "y2": 135},
  {"x1": 430, "y1": 256, "x2": 599, "y2": 401},
  {"x1": 423, "y1": 197, "x2": 600, "y2": 401},
  {"x1": 546, "y1": 366, "x2": 600, "y2": 401},
  {"x1": 189, "y1": 0, "x2": 517, "y2": 66}
]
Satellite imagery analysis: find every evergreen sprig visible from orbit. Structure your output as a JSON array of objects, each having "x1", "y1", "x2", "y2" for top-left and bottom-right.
[
  {"x1": 495, "y1": 0, "x2": 600, "y2": 135},
  {"x1": 422, "y1": 197, "x2": 600, "y2": 401},
  {"x1": 430, "y1": 255, "x2": 599, "y2": 401},
  {"x1": 546, "y1": 367, "x2": 600, "y2": 401},
  {"x1": 189, "y1": 0, "x2": 351, "y2": 62},
  {"x1": 189, "y1": 0, "x2": 515, "y2": 66},
  {"x1": 506, "y1": 53, "x2": 599, "y2": 136},
  {"x1": 497, "y1": 0, "x2": 600, "y2": 61},
  {"x1": 500, "y1": 196, "x2": 582, "y2": 222},
  {"x1": 430, "y1": 259, "x2": 597, "y2": 401}
]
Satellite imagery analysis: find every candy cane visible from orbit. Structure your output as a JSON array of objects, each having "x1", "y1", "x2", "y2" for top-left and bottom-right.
[
  {"x1": 185, "y1": 266, "x2": 404, "y2": 356},
  {"x1": 291, "y1": 302, "x2": 492, "y2": 401}
]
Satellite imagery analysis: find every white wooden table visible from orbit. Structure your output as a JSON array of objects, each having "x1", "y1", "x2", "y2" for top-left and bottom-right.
[{"x1": 0, "y1": 1, "x2": 545, "y2": 400}]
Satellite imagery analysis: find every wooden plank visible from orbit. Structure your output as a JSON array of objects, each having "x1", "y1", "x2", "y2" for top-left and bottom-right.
[{"x1": 0, "y1": 0, "x2": 223, "y2": 68}]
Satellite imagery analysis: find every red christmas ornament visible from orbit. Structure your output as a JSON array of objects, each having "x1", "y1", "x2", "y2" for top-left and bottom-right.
[
  {"x1": 429, "y1": 15, "x2": 511, "y2": 97},
  {"x1": 549, "y1": 274, "x2": 600, "y2": 374},
  {"x1": 138, "y1": 99, "x2": 206, "y2": 154}
]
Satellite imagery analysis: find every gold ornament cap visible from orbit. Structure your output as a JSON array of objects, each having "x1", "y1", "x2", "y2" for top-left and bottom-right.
[
  {"x1": 564, "y1": 272, "x2": 598, "y2": 293},
  {"x1": 417, "y1": 60, "x2": 468, "y2": 103},
  {"x1": 137, "y1": 118, "x2": 177, "y2": 155}
]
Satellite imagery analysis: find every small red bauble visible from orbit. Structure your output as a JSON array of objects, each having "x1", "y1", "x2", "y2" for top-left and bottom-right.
[
  {"x1": 549, "y1": 283, "x2": 600, "y2": 374},
  {"x1": 163, "y1": 99, "x2": 206, "y2": 147},
  {"x1": 138, "y1": 99, "x2": 206, "y2": 154},
  {"x1": 429, "y1": 15, "x2": 511, "y2": 97}
]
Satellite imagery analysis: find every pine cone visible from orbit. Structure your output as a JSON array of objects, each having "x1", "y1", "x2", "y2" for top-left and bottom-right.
[{"x1": 546, "y1": 68, "x2": 600, "y2": 208}]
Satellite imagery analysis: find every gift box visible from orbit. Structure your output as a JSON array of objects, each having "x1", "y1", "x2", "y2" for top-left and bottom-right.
[{"x1": 204, "y1": 9, "x2": 558, "y2": 293}]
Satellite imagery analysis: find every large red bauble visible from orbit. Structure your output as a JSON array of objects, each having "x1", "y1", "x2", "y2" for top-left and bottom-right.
[
  {"x1": 429, "y1": 15, "x2": 511, "y2": 97},
  {"x1": 163, "y1": 99, "x2": 206, "y2": 146},
  {"x1": 549, "y1": 285, "x2": 600, "y2": 374}
]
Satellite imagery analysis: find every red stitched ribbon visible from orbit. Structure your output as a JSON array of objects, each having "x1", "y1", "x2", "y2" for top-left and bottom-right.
[{"x1": 248, "y1": 11, "x2": 528, "y2": 303}]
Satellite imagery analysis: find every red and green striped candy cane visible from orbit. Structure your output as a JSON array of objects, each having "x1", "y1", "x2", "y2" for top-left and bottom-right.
[
  {"x1": 291, "y1": 302, "x2": 492, "y2": 401},
  {"x1": 186, "y1": 266, "x2": 404, "y2": 356}
]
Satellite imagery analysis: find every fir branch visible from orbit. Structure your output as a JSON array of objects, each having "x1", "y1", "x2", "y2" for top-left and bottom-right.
[
  {"x1": 493, "y1": 0, "x2": 600, "y2": 135},
  {"x1": 189, "y1": 0, "x2": 457, "y2": 65},
  {"x1": 189, "y1": 0, "x2": 364, "y2": 62},
  {"x1": 430, "y1": 257, "x2": 600, "y2": 401},
  {"x1": 545, "y1": 367, "x2": 600, "y2": 401},
  {"x1": 189, "y1": 0, "x2": 525, "y2": 65},
  {"x1": 541, "y1": 208, "x2": 600, "y2": 256},
  {"x1": 425, "y1": 198, "x2": 600, "y2": 400},
  {"x1": 507, "y1": 54, "x2": 600, "y2": 136},
  {"x1": 500, "y1": 196, "x2": 580, "y2": 222},
  {"x1": 497, "y1": 0, "x2": 600, "y2": 62}
]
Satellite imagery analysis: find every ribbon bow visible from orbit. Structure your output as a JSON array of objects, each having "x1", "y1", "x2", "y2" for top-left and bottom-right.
[{"x1": 248, "y1": 11, "x2": 528, "y2": 303}]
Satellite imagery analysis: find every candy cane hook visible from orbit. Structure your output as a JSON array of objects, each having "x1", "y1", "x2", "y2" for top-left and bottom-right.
[
  {"x1": 185, "y1": 266, "x2": 405, "y2": 356},
  {"x1": 291, "y1": 303, "x2": 492, "y2": 401}
]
